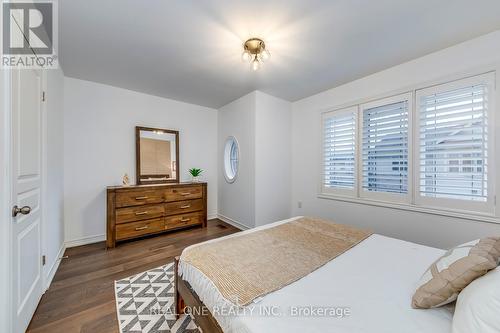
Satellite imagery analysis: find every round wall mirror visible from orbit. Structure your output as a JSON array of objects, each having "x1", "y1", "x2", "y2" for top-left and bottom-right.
[{"x1": 223, "y1": 136, "x2": 239, "y2": 183}]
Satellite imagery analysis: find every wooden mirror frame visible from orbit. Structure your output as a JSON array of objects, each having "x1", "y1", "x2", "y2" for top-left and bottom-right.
[{"x1": 135, "y1": 126, "x2": 179, "y2": 185}]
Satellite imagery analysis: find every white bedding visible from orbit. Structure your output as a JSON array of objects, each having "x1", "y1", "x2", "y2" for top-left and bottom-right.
[{"x1": 179, "y1": 217, "x2": 453, "y2": 333}]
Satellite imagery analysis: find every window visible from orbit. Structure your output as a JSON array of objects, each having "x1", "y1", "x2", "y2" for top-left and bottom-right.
[
  {"x1": 416, "y1": 74, "x2": 494, "y2": 213},
  {"x1": 223, "y1": 136, "x2": 239, "y2": 183},
  {"x1": 320, "y1": 72, "x2": 496, "y2": 217},
  {"x1": 360, "y1": 94, "x2": 411, "y2": 201},
  {"x1": 322, "y1": 106, "x2": 357, "y2": 195}
]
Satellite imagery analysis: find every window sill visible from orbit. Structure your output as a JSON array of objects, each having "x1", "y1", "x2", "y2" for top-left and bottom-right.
[{"x1": 317, "y1": 193, "x2": 499, "y2": 225}]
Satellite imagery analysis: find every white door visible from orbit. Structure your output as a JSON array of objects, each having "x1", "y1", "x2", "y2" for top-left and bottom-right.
[{"x1": 11, "y1": 68, "x2": 44, "y2": 333}]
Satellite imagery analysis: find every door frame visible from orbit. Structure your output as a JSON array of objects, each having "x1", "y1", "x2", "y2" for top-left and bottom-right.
[
  {"x1": 0, "y1": 2, "x2": 10, "y2": 328},
  {"x1": 1, "y1": 67, "x2": 13, "y2": 333},
  {"x1": 40, "y1": 72, "x2": 49, "y2": 287}
]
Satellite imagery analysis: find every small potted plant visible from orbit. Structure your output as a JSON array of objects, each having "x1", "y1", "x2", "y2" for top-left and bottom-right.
[{"x1": 189, "y1": 168, "x2": 203, "y2": 182}]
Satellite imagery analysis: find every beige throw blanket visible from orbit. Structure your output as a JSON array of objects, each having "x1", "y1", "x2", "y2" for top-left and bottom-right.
[{"x1": 181, "y1": 217, "x2": 373, "y2": 306}]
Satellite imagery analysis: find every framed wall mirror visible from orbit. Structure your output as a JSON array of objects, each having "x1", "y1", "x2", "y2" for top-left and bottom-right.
[{"x1": 136, "y1": 126, "x2": 179, "y2": 184}]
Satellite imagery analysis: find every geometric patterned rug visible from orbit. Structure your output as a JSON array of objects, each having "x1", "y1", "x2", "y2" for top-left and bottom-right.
[{"x1": 114, "y1": 262, "x2": 201, "y2": 333}]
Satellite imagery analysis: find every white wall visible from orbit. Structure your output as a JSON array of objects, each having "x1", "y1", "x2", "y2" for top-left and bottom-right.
[
  {"x1": 218, "y1": 92, "x2": 256, "y2": 229},
  {"x1": 255, "y1": 91, "x2": 292, "y2": 226},
  {"x1": 64, "y1": 77, "x2": 218, "y2": 244},
  {"x1": 217, "y1": 91, "x2": 292, "y2": 228},
  {"x1": 43, "y1": 68, "x2": 65, "y2": 284},
  {"x1": 291, "y1": 31, "x2": 500, "y2": 248}
]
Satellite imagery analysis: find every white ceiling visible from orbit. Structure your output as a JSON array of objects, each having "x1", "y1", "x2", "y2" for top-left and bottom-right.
[{"x1": 60, "y1": 0, "x2": 500, "y2": 108}]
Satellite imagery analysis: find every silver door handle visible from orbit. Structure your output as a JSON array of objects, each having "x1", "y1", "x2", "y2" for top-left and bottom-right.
[{"x1": 12, "y1": 205, "x2": 31, "y2": 217}]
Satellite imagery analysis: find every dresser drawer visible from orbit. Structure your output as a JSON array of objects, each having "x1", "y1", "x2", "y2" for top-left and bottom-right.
[
  {"x1": 164, "y1": 185, "x2": 203, "y2": 202},
  {"x1": 116, "y1": 204, "x2": 165, "y2": 224},
  {"x1": 116, "y1": 218, "x2": 164, "y2": 240},
  {"x1": 165, "y1": 199, "x2": 203, "y2": 216},
  {"x1": 165, "y1": 211, "x2": 203, "y2": 230},
  {"x1": 116, "y1": 189, "x2": 163, "y2": 208}
]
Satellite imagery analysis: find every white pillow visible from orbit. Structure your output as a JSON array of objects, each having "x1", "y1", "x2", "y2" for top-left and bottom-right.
[{"x1": 452, "y1": 266, "x2": 500, "y2": 333}]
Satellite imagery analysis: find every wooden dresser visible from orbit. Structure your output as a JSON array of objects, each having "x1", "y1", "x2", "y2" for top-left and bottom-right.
[{"x1": 106, "y1": 182, "x2": 207, "y2": 248}]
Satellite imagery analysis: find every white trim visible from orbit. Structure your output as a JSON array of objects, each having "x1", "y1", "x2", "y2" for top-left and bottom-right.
[
  {"x1": 223, "y1": 136, "x2": 239, "y2": 184},
  {"x1": 207, "y1": 212, "x2": 218, "y2": 220},
  {"x1": 317, "y1": 193, "x2": 500, "y2": 224},
  {"x1": 65, "y1": 234, "x2": 106, "y2": 248},
  {"x1": 44, "y1": 244, "x2": 66, "y2": 290},
  {"x1": 40, "y1": 71, "x2": 49, "y2": 290},
  {"x1": 0, "y1": 67, "x2": 13, "y2": 333},
  {"x1": 217, "y1": 214, "x2": 249, "y2": 230}
]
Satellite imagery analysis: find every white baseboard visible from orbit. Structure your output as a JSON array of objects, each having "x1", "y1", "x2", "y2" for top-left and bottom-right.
[
  {"x1": 64, "y1": 213, "x2": 244, "y2": 248},
  {"x1": 65, "y1": 234, "x2": 106, "y2": 248},
  {"x1": 45, "y1": 243, "x2": 66, "y2": 290},
  {"x1": 217, "y1": 214, "x2": 250, "y2": 230}
]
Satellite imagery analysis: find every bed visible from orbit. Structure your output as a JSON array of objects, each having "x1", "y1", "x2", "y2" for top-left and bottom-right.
[{"x1": 175, "y1": 217, "x2": 454, "y2": 333}]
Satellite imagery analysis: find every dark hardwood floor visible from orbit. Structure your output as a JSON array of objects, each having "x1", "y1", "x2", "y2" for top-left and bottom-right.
[{"x1": 27, "y1": 219, "x2": 240, "y2": 333}]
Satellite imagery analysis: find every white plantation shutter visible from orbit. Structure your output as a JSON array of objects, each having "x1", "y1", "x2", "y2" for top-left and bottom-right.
[
  {"x1": 320, "y1": 73, "x2": 495, "y2": 217},
  {"x1": 361, "y1": 94, "x2": 410, "y2": 199},
  {"x1": 418, "y1": 77, "x2": 491, "y2": 204},
  {"x1": 322, "y1": 107, "x2": 357, "y2": 194}
]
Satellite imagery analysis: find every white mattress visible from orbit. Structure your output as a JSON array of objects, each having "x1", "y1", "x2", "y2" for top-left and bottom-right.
[{"x1": 179, "y1": 217, "x2": 453, "y2": 333}]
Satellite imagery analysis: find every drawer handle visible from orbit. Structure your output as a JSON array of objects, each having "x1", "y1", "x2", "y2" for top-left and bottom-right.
[
  {"x1": 180, "y1": 192, "x2": 191, "y2": 196},
  {"x1": 180, "y1": 205, "x2": 191, "y2": 209},
  {"x1": 135, "y1": 211, "x2": 148, "y2": 216},
  {"x1": 135, "y1": 196, "x2": 148, "y2": 200},
  {"x1": 180, "y1": 218, "x2": 191, "y2": 222},
  {"x1": 135, "y1": 226, "x2": 148, "y2": 231}
]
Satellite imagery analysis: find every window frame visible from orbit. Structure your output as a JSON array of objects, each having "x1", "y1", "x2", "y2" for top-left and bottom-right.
[
  {"x1": 318, "y1": 71, "x2": 497, "y2": 220},
  {"x1": 321, "y1": 106, "x2": 358, "y2": 198},
  {"x1": 359, "y1": 93, "x2": 413, "y2": 204},
  {"x1": 414, "y1": 73, "x2": 496, "y2": 214},
  {"x1": 223, "y1": 136, "x2": 239, "y2": 183}
]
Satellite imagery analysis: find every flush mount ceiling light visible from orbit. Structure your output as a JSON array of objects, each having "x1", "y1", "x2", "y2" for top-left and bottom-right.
[{"x1": 241, "y1": 38, "x2": 270, "y2": 71}]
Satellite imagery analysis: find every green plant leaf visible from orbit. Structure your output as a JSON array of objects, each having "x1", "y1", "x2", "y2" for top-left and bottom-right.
[{"x1": 189, "y1": 168, "x2": 203, "y2": 177}]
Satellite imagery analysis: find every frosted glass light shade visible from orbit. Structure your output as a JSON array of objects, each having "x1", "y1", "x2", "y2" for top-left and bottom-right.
[{"x1": 241, "y1": 51, "x2": 251, "y2": 62}]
